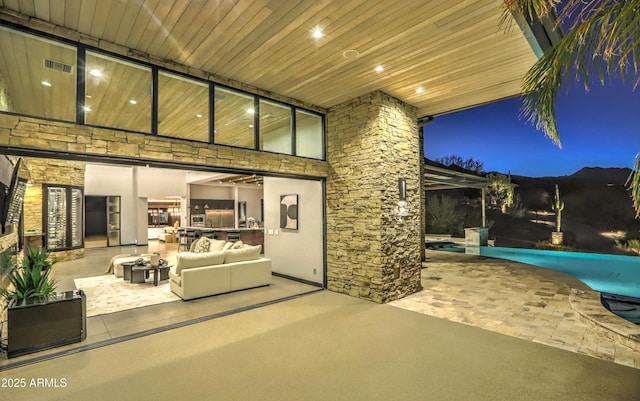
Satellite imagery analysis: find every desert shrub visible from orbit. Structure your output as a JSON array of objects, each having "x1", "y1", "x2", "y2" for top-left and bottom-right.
[
  {"x1": 613, "y1": 239, "x2": 640, "y2": 255},
  {"x1": 534, "y1": 240, "x2": 575, "y2": 252},
  {"x1": 426, "y1": 194, "x2": 465, "y2": 236},
  {"x1": 508, "y1": 193, "x2": 526, "y2": 218}
]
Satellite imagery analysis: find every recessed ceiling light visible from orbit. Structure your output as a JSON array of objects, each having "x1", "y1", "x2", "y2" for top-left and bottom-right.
[
  {"x1": 375, "y1": 65, "x2": 384, "y2": 73},
  {"x1": 246, "y1": 108, "x2": 254, "y2": 114},
  {"x1": 41, "y1": 81, "x2": 52, "y2": 87},
  {"x1": 129, "y1": 99, "x2": 137, "y2": 105},
  {"x1": 416, "y1": 86, "x2": 425, "y2": 94},
  {"x1": 342, "y1": 49, "x2": 360, "y2": 59},
  {"x1": 83, "y1": 106, "x2": 91, "y2": 112},
  {"x1": 196, "y1": 114, "x2": 203, "y2": 118},
  {"x1": 86, "y1": 95, "x2": 92, "y2": 98},
  {"x1": 312, "y1": 28, "x2": 324, "y2": 39},
  {"x1": 249, "y1": 124, "x2": 254, "y2": 128},
  {"x1": 89, "y1": 69, "x2": 102, "y2": 77}
]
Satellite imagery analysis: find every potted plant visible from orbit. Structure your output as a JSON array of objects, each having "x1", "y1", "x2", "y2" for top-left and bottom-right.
[
  {"x1": 0, "y1": 247, "x2": 86, "y2": 358},
  {"x1": 0, "y1": 247, "x2": 57, "y2": 302}
]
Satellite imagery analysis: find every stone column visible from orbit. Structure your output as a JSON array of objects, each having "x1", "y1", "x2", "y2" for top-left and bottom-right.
[{"x1": 326, "y1": 91, "x2": 422, "y2": 303}]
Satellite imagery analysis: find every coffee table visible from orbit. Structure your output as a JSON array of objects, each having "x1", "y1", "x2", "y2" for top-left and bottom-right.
[
  {"x1": 121, "y1": 261, "x2": 137, "y2": 281},
  {"x1": 131, "y1": 263, "x2": 172, "y2": 286}
]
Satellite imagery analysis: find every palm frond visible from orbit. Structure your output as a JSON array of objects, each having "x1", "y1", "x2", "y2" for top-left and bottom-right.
[
  {"x1": 519, "y1": 0, "x2": 640, "y2": 145},
  {"x1": 505, "y1": 1, "x2": 640, "y2": 214},
  {"x1": 627, "y1": 155, "x2": 640, "y2": 218}
]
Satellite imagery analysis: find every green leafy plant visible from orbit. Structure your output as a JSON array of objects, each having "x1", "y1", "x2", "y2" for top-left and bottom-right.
[
  {"x1": 0, "y1": 247, "x2": 58, "y2": 305},
  {"x1": 502, "y1": 1, "x2": 640, "y2": 216},
  {"x1": 426, "y1": 194, "x2": 465, "y2": 236},
  {"x1": 487, "y1": 173, "x2": 515, "y2": 214},
  {"x1": 535, "y1": 240, "x2": 575, "y2": 252},
  {"x1": 614, "y1": 239, "x2": 640, "y2": 255}
]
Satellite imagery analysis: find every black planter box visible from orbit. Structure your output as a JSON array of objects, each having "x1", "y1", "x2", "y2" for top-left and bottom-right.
[{"x1": 7, "y1": 290, "x2": 86, "y2": 358}]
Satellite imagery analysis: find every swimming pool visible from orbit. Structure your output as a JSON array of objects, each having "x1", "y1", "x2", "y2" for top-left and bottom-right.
[{"x1": 476, "y1": 246, "x2": 640, "y2": 299}]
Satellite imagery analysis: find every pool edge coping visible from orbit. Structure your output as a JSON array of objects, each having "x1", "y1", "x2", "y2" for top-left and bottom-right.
[{"x1": 569, "y1": 288, "x2": 640, "y2": 351}]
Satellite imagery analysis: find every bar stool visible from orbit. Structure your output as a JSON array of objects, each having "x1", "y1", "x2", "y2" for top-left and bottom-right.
[
  {"x1": 185, "y1": 229, "x2": 196, "y2": 250},
  {"x1": 178, "y1": 229, "x2": 189, "y2": 251},
  {"x1": 227, "y1": 230, "x2": 241, "y2": 242}
]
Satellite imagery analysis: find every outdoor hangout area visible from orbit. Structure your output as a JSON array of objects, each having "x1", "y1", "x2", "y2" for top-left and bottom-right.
[{"x1": 1, "y1": 1, "x2": 640, "y2": 399}]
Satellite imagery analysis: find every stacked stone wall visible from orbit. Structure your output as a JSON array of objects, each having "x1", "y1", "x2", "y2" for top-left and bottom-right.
[
  {"x1": 326, "y1": 91, "x2": 422, "y2": 303},
  {"x1": 0, "y1": 114, "x2": 327, "y2": 179},
  {"x1": 20, "y1": 157, "x2": 86, "y2": 261}
]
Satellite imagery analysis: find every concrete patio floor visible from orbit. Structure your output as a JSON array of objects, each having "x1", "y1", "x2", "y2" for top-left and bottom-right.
[{"x1": 390, "y1": 250, "x2": 640, "y2": 369}]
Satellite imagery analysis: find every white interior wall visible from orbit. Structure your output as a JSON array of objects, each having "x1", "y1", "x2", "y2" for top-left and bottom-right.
[
  {"x1": 136, "y1": 167, "x2": 188, "y2": 197},
  {"x1": 136, "y1": 167, "x2": 189, "y2": 230},
  {"x1": 263, "y1": 177, "x2": 323, "y2": 284},
  {"x1": 189, "y1": 184, "x2": 233, "y2": 199},
  {"x1": 84, "y1": 164, "x2": 138, "y2": 245},
  {"x1": 238, "y1": 187, "x2": 263, "y2": 222}
]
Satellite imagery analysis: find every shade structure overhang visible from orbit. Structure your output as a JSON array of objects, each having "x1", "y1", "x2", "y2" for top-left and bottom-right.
[{"x1": 424, "y1": 159, "x2": 488, "y2": 227}]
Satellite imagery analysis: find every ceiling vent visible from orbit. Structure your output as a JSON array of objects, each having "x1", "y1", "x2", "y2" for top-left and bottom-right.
[{"x1": 43, "y1": 59, "x2": 73, "y2": 74}]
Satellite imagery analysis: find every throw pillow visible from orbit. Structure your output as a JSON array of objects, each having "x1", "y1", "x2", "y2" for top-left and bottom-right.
[
  {"x1": 189, "y1": 237, "x2": 201, "y2": 252},
  {"x1": 222, "y1": 241, "x2": 234, "y2": 251},
  {"x1": 193, "y1": 237, "x2": 211, "y2": 253},
  {"x1": 231, "y1": 240, "x2": 244, "y2": 249},
  {"x1": 224, "y1": 244, "x2": 262, "y2": 263},
  {"x1": 208, "y1": 239, "x2": 227, "y2": 252}
]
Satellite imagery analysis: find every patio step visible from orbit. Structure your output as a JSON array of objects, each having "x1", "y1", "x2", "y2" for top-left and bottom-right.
[{"x1": 569, "y1": 288, "x2": 640, "y2": 351}]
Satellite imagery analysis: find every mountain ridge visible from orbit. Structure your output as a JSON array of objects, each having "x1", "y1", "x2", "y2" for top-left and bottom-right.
[{"x1": 507, "y1": 166, "x2": 632, "y2": 184}]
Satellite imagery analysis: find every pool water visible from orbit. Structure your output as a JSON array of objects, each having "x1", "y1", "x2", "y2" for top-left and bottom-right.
[
  {"x1": 476, "y1": 246, "x2": 640, "y2": 299},
  {"x1": 600, "y1": 293, "x2": 640, "y2": 325}
]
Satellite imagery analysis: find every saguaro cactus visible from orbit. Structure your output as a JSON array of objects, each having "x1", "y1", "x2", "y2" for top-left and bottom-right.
[{"x1": 552, "y1": 184, "x2": 565, "y2": 232}]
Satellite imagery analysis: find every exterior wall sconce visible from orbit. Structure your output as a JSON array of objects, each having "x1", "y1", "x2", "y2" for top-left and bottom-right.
[{"x1": 394, "y1": 178, "x2": 410, "y2": 216}]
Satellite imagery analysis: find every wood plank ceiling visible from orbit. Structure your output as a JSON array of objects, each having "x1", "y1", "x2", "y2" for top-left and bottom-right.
[{"x1": 0, "y1": 0, "x2": 539, "y2": 119}]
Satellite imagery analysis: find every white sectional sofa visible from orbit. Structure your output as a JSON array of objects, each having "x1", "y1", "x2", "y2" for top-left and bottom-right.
[{"x1": 169, "y1": 238, "x2": 271, "y2": 300}]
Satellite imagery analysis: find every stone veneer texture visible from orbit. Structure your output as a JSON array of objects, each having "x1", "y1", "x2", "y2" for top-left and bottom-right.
[
  {"x1": 0, "y1": 114, "x2": 327, "y2": 179},
  {"x1": 20, "y1": 157, "x2": 86, "y2": 261},
  {"x1": 326, "y1": 91, "x2": 422, "y2": 303}
]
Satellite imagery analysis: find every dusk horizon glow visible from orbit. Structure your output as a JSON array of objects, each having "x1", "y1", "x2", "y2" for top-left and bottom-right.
[{"x1": 422, "y1": 80, "x2": 640, "y2": 178}]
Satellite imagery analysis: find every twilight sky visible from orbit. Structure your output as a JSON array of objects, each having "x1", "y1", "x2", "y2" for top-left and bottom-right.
[{"x1": 422, "y1": 80, "x2": 640, "y2": 177}]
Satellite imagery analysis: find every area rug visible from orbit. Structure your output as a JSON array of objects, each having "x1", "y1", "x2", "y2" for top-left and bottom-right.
[{"x1": 74, "y1": 274, "x2": 181, "y2": 317}]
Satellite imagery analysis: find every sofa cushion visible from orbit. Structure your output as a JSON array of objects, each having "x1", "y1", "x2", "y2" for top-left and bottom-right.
[
  {"x1": 193, "y1": 237, "x2": 211, "y2": 253},
  {"x1": 189, "y1": 237, "x2": 200, "y2": 252},
  {"x1": 222, "y1": 241, "x2": 234, "y2": 251},
  {"x1": 208, "y1": 239, "x2": 227, "y2": 252},
  {"x1": 231, "y1": 240, "x2": 244, "y2": 249},
  {"x1": 224, "y1": 244, "x2": 262, "y2": 263},
  {"x1": 169, "y1": 268, "x2": 181, "y2": 286},
  {"x1": 175, "y1": 251, "x2": 225, "y2": 274}
]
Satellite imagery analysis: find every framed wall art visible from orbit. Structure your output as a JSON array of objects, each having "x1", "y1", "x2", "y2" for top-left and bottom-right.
[{"x1": 280, "y1": 194, "x2": 298, "y2": 230}]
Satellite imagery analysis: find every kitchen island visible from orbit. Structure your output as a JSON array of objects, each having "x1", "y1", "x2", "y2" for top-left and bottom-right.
[{"x1": 179, "y1": 227, "x2": 264, "y2": 249}]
